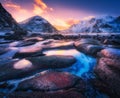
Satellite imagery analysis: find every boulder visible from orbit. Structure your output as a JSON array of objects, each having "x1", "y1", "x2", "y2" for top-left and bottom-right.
[
  {"x1": 0, "y1": 55, "x2": 76, "y2": 81},
  {"x1": 74, "y1": 44, "x2": 103, "y2": 56},
  {"x1": 74, "y1": 39, "x2": 103, "y2": 56},
  {"x1": 103, "y1": 39, "x2": 120, "y2": 45},
  {"x1": 17, "y1": 71, "x2": 85, "y2": 91},
  {"x1": 6, "y1": 90, "x2": 85, "y2": 98},
  {"x1": 99, "y1": 57, "x2": 120, "y2": 70},
  {"x1": 75, "y1": 39, "x2": 101, "y2": 46},
  {"x1": 94, "y1": 58, "x2": 120, "y2": 97},
  {"x1": 0, "y1": 47, "x2": 9, "y2": 55},
  {"x1": 27, "y1": 55, "x2": 76, "y2": 69},
  {"x1": 99, "y1": 48, "x2": 120, "y2": 59}
]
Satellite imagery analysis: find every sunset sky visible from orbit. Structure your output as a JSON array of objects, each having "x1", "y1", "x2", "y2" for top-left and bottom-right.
[{"x1": 1, "y1": 0, "x2": 120, "y2": 30}]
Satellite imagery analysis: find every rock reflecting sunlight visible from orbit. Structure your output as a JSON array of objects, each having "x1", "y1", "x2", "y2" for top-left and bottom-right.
[{"x1": 14, "y1": 59, "x2": 32, "y2": 69}]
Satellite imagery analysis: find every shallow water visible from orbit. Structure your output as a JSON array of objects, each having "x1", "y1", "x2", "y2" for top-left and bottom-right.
[
  {"x1": 0, "y1": 49, "x2": 109, "y2": 98},
  {"x1": 44, "y1": 49, "x2": 96, "y2": 78},
  {"x1": 44, "y1": 49, "x2": 109, "y2": 98}
]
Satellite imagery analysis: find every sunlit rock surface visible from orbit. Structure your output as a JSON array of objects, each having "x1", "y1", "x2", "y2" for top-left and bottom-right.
[{"x1": 0, "y1": 55, "x2": 76, "y2": 82}]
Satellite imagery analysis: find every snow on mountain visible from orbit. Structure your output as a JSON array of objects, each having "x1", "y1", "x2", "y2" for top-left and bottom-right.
[
  {"x1": 19, "y1": 16, "x2": 57, "y2": 34},
  {"x1": 68, "y1": 16, "x2": 120, "y2": 33}
]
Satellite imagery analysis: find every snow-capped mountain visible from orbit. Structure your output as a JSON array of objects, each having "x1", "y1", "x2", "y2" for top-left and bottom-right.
[
  {"x1": 68, "y1": 16, "x2": 120, "y2": 33},
  {"x1": 19, "y1": 16, "x2": 57, "y2": 33},
  {"x1": 0, "y1": 3, "x2": 26, "y2": 35}
]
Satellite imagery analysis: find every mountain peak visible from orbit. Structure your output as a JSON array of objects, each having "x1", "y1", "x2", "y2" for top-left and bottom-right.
[{"x1": 20, "y1": 16, "x2": 57, "y2": 33}]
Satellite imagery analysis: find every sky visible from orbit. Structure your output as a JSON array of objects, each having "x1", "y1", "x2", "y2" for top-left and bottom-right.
[{"x1": 1, "y1": 0, "x2": 120, "y2": 30}]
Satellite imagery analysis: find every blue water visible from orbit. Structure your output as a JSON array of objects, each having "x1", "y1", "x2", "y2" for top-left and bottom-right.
[
  {"x1": 44, "y1": 49, "x2": 96, "y2": 78},
  {"x1": 0, "y1": 49, "x2": 109, "y2": 98},
  {"x1": 44, "y1": 49, "x2": 109, "y2": 98}
]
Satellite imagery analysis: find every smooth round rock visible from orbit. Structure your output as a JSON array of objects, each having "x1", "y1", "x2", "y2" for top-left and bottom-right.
[
  {"x1": 27, "y1": 55, "x2": 76, "y2": 69},
  {"x1": 7, "y1": 90, "x2": 85, "y2": 98},
  {"x1": 99, "y1": 57, "x2": 120, "y2": 70},
  {"x1": 74, "y1": 39, "x2": 103, "y2": 56},
  {"x1": 94, "y1": 58, "x2": 120, "y2": 97},
  {"x1": 0, "y1": 55, "x2": 76, "y2": 82},
  {"x1": 74, "y1": 44, "x2": 103, "y2": 56},
  {"x1": 99, "y1": 48, "x2": 120, "y2": 59},
  {"x1": 17, "y1": 71, "x2": 83, "y2": 91},
  {"x1": 74, "y1": 39, "x2": 101, "y2": 46}
]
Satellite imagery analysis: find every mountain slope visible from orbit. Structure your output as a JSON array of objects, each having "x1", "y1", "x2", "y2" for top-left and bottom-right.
[
  {"x1": 20, "y1": 16, "x2": 57, "y2": 33},
  {"x1": 0, "y1": 3, "x2": 27, "y2": 36},
  {"x1": 68, "y1": 16, "x2": 120, "y2": 33}
]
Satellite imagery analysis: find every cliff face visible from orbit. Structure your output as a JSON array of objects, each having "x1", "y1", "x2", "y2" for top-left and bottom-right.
[{"x1": 0, "y1": 3, "x2": 27, "y2": 36}]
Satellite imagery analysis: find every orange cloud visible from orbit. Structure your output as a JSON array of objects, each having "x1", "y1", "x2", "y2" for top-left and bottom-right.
[
  {"x1": 4, "y1": 2, "x2": 34, "y2": 22},
  {"x1": 33, "y1": 0, "x2": 53, "y2": 15},
  {"x1": 5, "y1": 3, "x2": 20, "y2": 9},
  {"x1": 33, "y1": 4, "x2": 44, "y2": 15},
  {"x1": 52, "y1": 18, "x2": 80, "y2": 30},
  {"x1": 65, "y1": 18, "x2": 80, "y2": 26},
  {"x1": 34, "y1": 0, "x2": 47, "y2": 10}
]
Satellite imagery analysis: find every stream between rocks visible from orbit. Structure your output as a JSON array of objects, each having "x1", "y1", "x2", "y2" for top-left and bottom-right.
[{"x1": 0, "y1": 49, "x2": 109, "y2": 98}]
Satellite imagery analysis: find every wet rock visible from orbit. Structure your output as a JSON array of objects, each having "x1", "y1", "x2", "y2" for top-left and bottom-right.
[
  {"x1": 27, "y1": 55, "x2": 76, "y2": 69},
  {"x1": 17, "y1": 71, "x2": 84, "y2": 91},
  {"x1": 98, "y1": 48, "x2": 120, "y2": 59},
  {"x1": 75, "y1": 39, "x2": 101, "y2": 46},
  {"x1": 0, "y1": 92, "x2": 4, "y2": 98},
  {"x1": 43, "y1": 41, "x2": 74, "y2": 50},
  {"x1": 13, "y1": 51, "x2": 44, "y2": 58},
  {"x1": 7, "y1": 89, "x2": 85, "y2": 98},
  {"x1": 0, "y1": 55, "x2": 76, "y2": 81},
  {"x1": 15, "y1": 41, "x2": 35, "y2": 47},
  {"x1": 0, "y1": 47, "x2": 9, "y2": 55},
  {"x1": 99, "y1": 57, "x2": 120, "y2": 70},
  {"x1": 24, "y1": 37, "x2": 44, "y2": 42},
  {"x1": 75, "y1": 44, "x2": 103, "y2": 56},
  {"x1": 103, "y1": 39, "x2": 120, "y2": 45},
  {"x1": 0, "y1": 47, "x2": 18, "y2": 60},
  {"x1": 91, "y1": 79, "x2": 113, "y2": 98},
  {"x1": 94, "y1": 57, "x2": 120, "y2": 97},
  {"x1": 104, "y1": 45, "x2": 120, "y2": 49},
  {"x1": 74, "y1": 39, "x2": 103, "y2": 56}
]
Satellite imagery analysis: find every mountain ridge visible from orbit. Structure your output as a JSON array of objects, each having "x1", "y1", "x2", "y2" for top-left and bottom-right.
[{"x1": 67, "y1": 16, "x2": 120, "y2": 33}]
